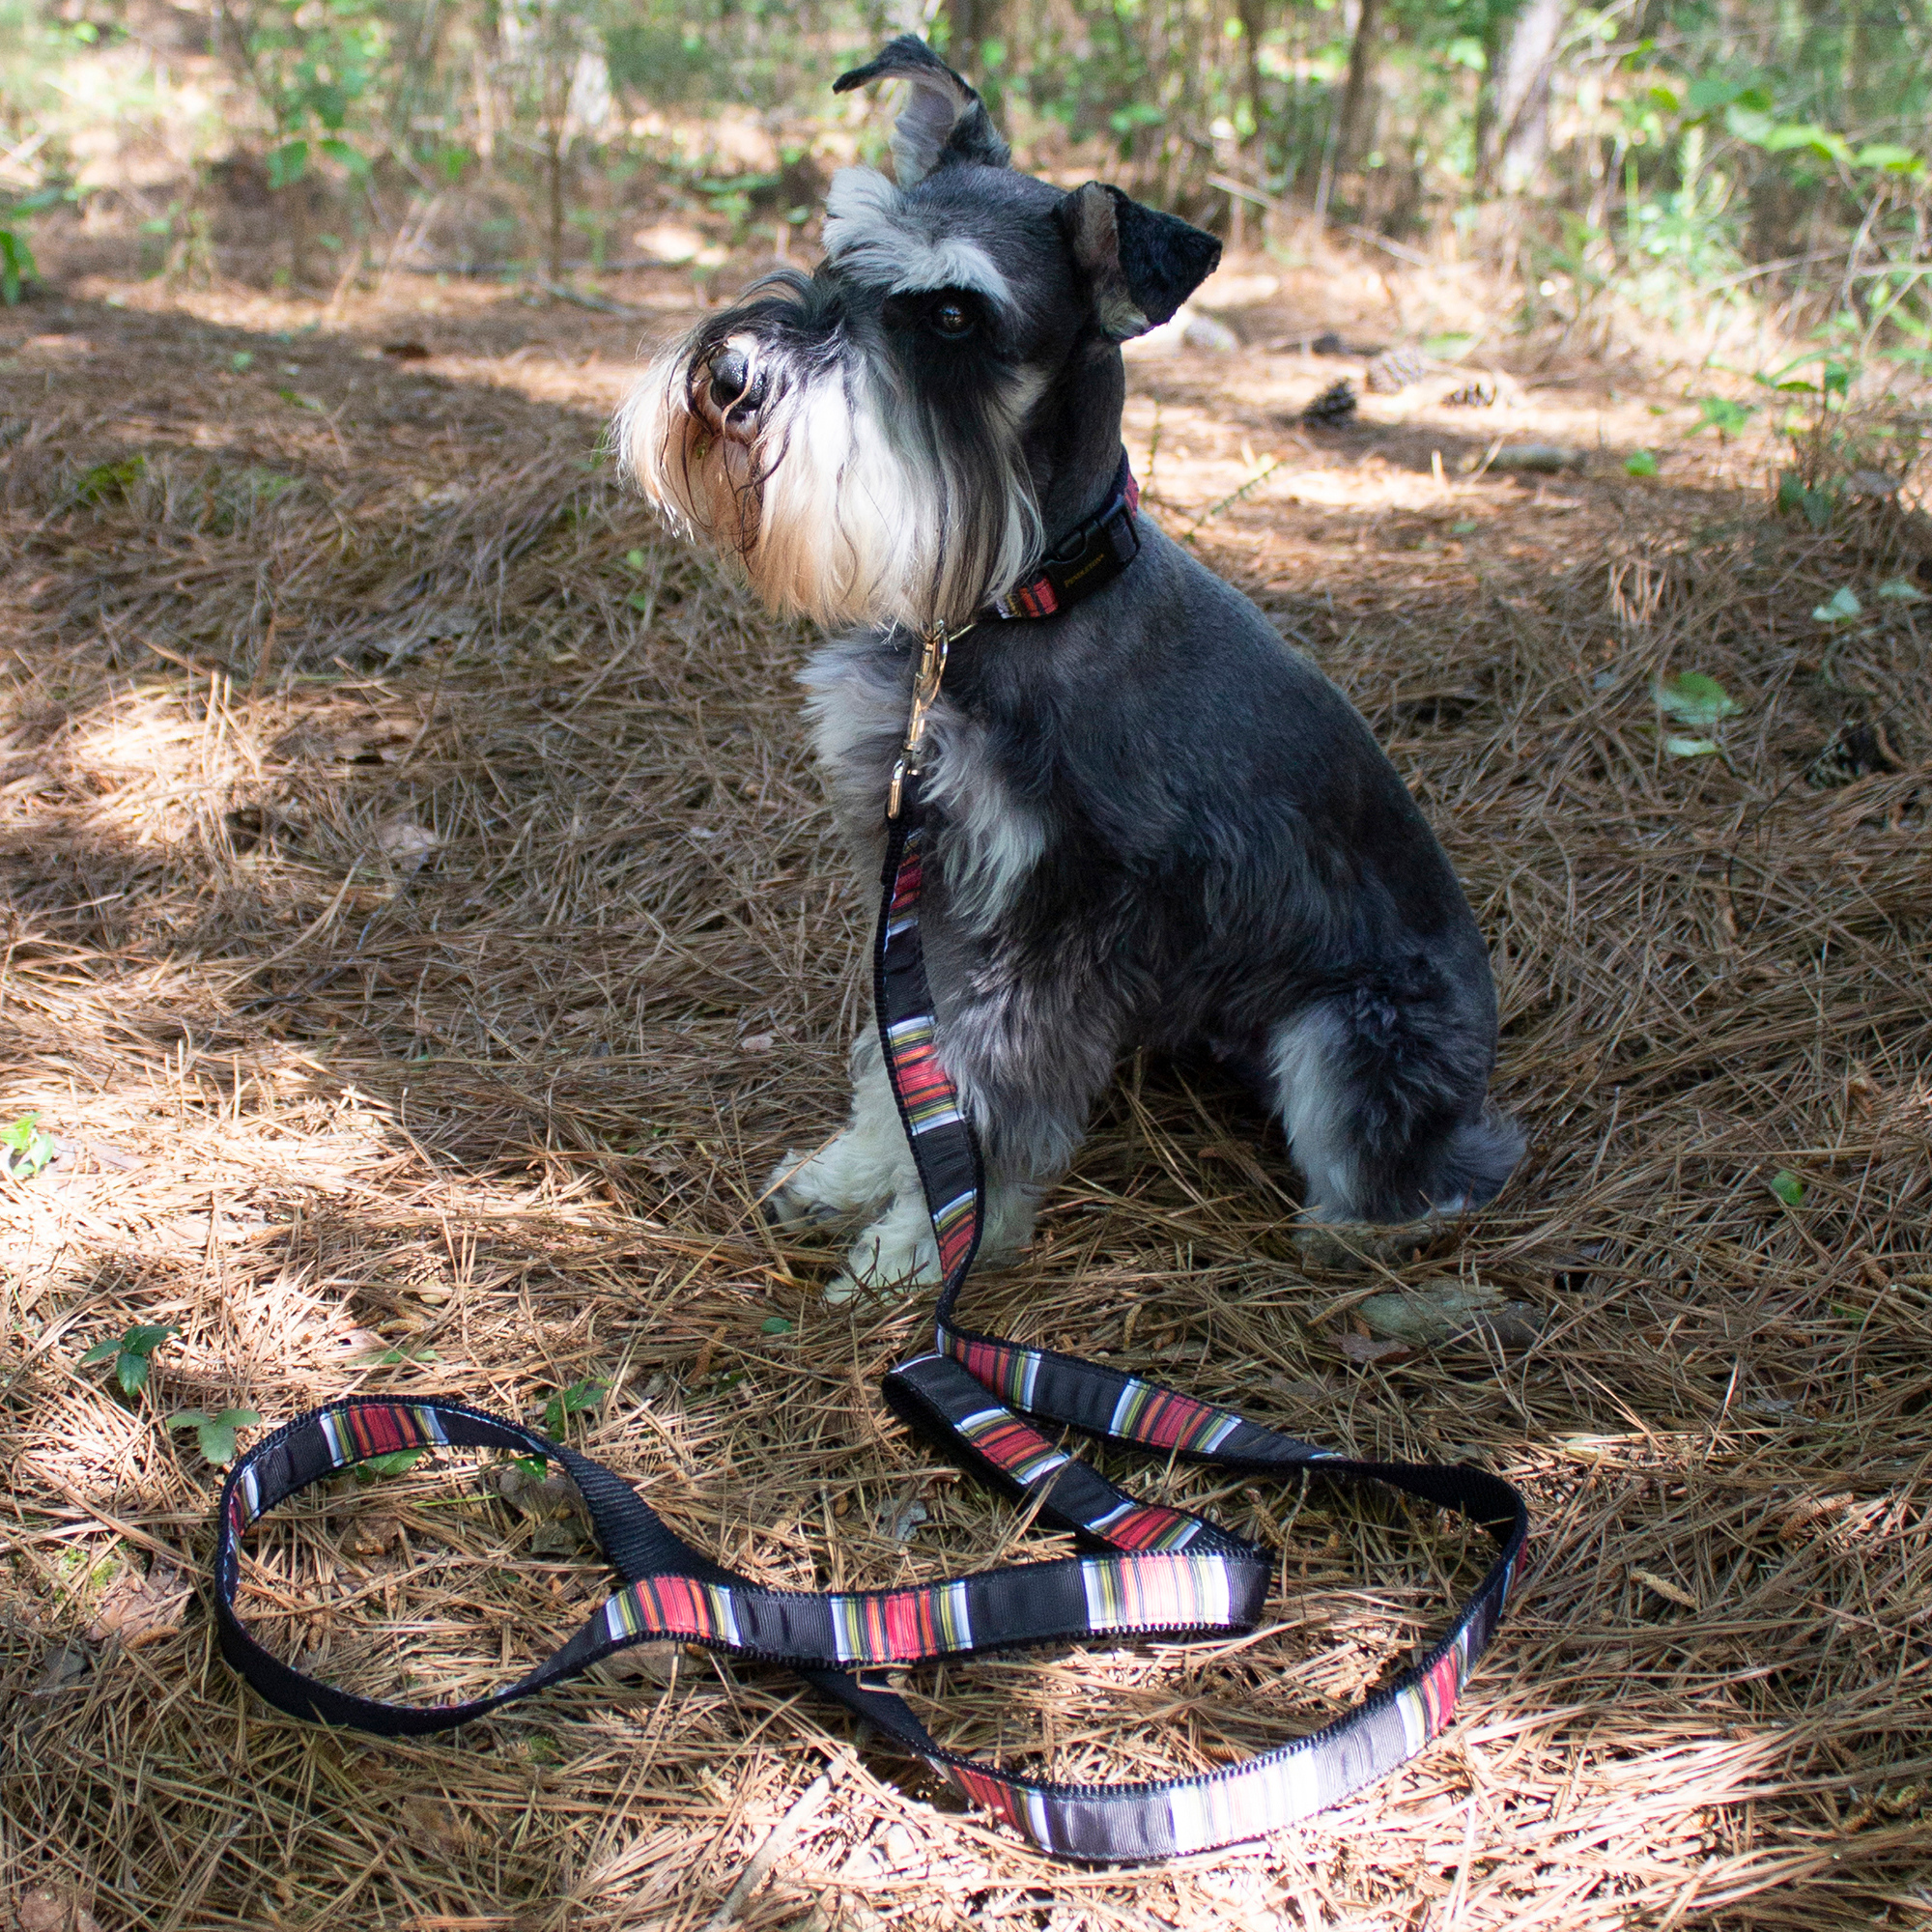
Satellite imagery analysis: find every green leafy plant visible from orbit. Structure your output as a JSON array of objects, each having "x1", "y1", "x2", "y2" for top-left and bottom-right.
[
  {"x1": 510, "y1": 1378, "x2": 607, "y2": 1479},
  {"x1": 355, "y1": 1448, "x2": 423, "y2": 1483},
  {"x1": 1, "y1": 1112, "x2": 57, "y2": 1179},
  {"x1": 1769, "y1": 1170, "x2": 1805, "y2": 1208},
  {"x1": 80, "y1": 1324, "x2": 175, "y2": 1399},
  {"x1": 1755, "y1": 352, "x2": 1855, "y2": 403},
  {"x1": 0, "y1": 186, "x2": 62, "y2": 307},
  {"x1": 75, "y1": 456, "x2": 147, "y2": 505},
  {"x1": 1691, "y1": 396, "x2": 1754, "y2": 438},
  {"x1": 1776, "y1": 470, "x2": 1835, "y2": 529},
  {"x1": 214, "y1": 0, "x2": 384, "y2": 283},
  {"x1": 543, "y1": 1378, "x2": 606, "y2": 1437},
  {"x1": 1652, "y1": 671, "x2": 1740, "y2": 728},
  {"x1": 167, "y1": 1407, "x2": 262, "y2": 1467},
  {"x1": 1653, "y1": 671, "x2": 1741, "y2": 760},
  {"x1": 350, "y1": 1338, "x2": 440, "y2": 1365},
  {"x1": 1625, "y1": 449, "x2": 1659, "y2": 477}
]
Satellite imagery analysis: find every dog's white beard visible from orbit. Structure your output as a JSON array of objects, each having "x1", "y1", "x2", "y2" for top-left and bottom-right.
[{"x1": 619, "y1": 349, "x2": 1039, "y2": 631}]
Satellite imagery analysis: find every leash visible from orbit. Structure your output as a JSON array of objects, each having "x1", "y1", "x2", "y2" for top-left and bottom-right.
[{"x1": 211, "y1": 457, "x2": 1527, "y2": 1861}]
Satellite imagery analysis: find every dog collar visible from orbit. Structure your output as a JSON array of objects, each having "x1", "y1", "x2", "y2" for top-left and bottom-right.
[
  {"x1": 985, "y1": 449, "x2": 1140, "y2": 622},
  {"x1": 886, "y1": 450, "x2": 1142, "y2": 818}
]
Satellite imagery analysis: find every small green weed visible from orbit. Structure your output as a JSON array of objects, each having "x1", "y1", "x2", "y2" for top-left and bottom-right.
[
  {"x1": 167, "y1": 1407, "x2": 262, "y2": 1467},
  {"x1": 513, "y1": 1379, "x2": 606, "y2": 1477},
  {"x1": 543, "y1": 1378, "x2": 607, "y2": 1437},
  {"x1": 1652, "y1": 671, "x2": 1741, "y2": 761},
  {"x1": 1811, "y1": 585, "x2": 1862, "y2": 625},
  {"x1": 75, "y1": 455, "x2": 147, "y2": 505},
  {"x1": 1691, "y1": 396, "x2": 1754, "y2": 438},
  {"x1": 0, "y1": 226, "x2": 36, "y2": 305},
  {"x1": 80, "y1": 1323, "x2": 175, "y2": 1399},
  {"x1": 352, "y1": 1339, "x2": 440, "y2": 1365},
  {"x1": 1776, "y1": 470, "x2": 1835, "y2": 528},
  {"x1": 1652, "y1": 671, "x2": 1740, "y2": 727},
  {"x1": 1, "y1": 1112, "x2": 56, "y2": 1179}
]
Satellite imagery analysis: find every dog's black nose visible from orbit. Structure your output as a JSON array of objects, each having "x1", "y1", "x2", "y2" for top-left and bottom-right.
[{"x1": 708, "y1": 346, "x2": 753, "y2": 412}]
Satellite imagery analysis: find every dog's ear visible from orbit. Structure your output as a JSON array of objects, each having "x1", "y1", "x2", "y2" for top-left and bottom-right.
[
  {"x1": 833, "y1": 35, "x2": 1010, "y2": 186},
  {"x1": 1057, "y1": 183, "x2": 1222, "y2": 339}
]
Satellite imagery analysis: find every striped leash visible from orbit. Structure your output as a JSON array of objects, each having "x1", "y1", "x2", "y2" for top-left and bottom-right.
[{"x1": 212, "y1": 559, "x2": 1526, "y2": 1865}]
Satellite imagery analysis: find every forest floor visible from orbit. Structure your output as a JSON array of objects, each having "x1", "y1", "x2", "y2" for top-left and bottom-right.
[{"x1": 2, "y1": 234, "x2": 1930, "y2": 1932}]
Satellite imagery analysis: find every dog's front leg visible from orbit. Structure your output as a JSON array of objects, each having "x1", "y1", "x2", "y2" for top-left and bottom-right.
[
  {"x1": 766, "y1": 1022, "x2": 1010, "y2": 1298},
  {"x1": 822, "y1": 975, "x2": 1115, "y2": 1300},
  {"x1": 764, "y1": 1027, "x2": 913, "y2": 1238},
  {"x1": 764, "y1": 1023, "x2": 942, "y2": 1299}
]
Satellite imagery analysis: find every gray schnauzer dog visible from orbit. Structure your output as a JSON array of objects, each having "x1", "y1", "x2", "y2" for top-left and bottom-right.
[{"x1": 620, "y1": 37, "x2": 1521, "y2": 1295}]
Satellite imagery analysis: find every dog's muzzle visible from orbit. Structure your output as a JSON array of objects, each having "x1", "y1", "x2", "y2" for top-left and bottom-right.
[{"x1": 696, "y1": 343, "x2": 767, "y2": 443}]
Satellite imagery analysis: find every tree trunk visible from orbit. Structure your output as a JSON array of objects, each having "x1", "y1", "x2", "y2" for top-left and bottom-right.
[
  {"x1": 946, "y1": 0, "x2": 999, "y2": 71},
  {"x1": 1236, "y1": 0, "x2": 1267, "y2": 141},
  {"x1": 1482, "y1": 0, "x2": 1569, "y2": 195},
  {"x1": 1336, "y1": 0, "x2": 1381, "y2": 171},
  {"x1": 546, "y1": 119, "x2": 565, "y2": 282}
]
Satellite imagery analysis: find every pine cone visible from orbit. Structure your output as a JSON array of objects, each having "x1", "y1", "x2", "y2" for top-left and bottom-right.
[
  {"x1": 1365, "y1": 347, "x2": 1429, "y2": 394},
  {"x1": 1301, "y1": 379, "x2": 1358, "y2": 427},
  {"x1": 1442, "y1": 379, "x2": 1497, "y2": 409},
  {"x1": 1806, "y1": 720, "x2": 1904, "y2": 788}
]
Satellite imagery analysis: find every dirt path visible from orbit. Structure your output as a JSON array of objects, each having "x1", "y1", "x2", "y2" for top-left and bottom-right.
[{"x1": 2, "y1": 260, "x2": 1929, "y2": 1932}]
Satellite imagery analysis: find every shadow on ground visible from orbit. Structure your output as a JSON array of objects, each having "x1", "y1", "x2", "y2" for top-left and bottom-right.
[{"x1": 2, "y1": 278, "x2": 1930, "y2": 1931}]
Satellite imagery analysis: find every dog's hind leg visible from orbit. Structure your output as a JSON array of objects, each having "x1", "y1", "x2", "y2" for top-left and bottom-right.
[{"x1": 1269, "y1": 983, "x2": 1520, "y2": 1266}]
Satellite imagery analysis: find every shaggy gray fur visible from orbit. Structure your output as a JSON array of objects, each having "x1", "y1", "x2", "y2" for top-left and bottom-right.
[
  {"x1": 801, "y1": 516, "x2": 1523, "y2": 1229},
  {"x1": 624, "y1": 36, "x2": 1521, "y2": 1282}
]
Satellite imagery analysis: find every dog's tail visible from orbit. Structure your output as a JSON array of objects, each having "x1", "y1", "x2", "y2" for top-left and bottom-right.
[
  {"x1": 1273, "y1": 985, "x2": 1522, "y2": 1222},
  {"x1": 1427, "y1": 1107, "x2": 1524, "y2": 1213}
]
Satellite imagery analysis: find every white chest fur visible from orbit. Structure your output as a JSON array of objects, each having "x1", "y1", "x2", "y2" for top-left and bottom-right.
[{"x1": 799, "y1": 635, "x2": 1044, "y2": 932}]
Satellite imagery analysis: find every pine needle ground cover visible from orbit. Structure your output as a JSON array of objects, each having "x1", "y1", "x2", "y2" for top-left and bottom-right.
[{"x1": 2, "y1": 265, "x2": 1929, "y2": 1931}]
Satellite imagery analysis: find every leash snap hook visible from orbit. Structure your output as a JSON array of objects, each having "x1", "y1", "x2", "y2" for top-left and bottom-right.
[{"x1": 887, "y1": 619, "x2": 952, "y2": 820}]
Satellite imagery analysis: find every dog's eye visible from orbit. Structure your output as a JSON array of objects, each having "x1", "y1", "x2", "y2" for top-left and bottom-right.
[{"x1": 929, "y1": 298, "x2": 975, "y2": 340}]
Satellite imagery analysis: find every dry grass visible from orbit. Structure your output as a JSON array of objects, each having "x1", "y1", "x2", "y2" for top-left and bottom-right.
[{"x1": 2, "y1": 252, "x2": 1930, "y2": 1932}]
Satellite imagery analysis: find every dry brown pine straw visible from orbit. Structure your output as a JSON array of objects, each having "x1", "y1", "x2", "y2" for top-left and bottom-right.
[{"x1": 1, "y1": 276, "x2": 1930, "y2": 1932}]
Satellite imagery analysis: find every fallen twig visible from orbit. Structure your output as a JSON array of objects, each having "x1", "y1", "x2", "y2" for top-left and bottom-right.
[{"x1": 704, "y1": 1754, "x2": 850, "y2": 1930}]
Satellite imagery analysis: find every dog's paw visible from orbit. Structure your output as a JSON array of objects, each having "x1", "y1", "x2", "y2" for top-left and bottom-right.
[
  {"x1": 823, "y1": 1196, "x2": 941, "y2": 1303},
  {"x1": 761, "y1": 1153, "x2": 855, "y2": 1238}
]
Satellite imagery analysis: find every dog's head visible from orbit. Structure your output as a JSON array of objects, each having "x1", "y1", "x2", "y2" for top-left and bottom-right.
[{"x1": 618, "y1": 36, "x2": 1221, "y2": 631}]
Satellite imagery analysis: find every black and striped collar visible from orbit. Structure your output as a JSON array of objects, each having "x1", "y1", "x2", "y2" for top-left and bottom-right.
[{"x1": 983, "y1": 449, "x2": 1141, "y2": 622}]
